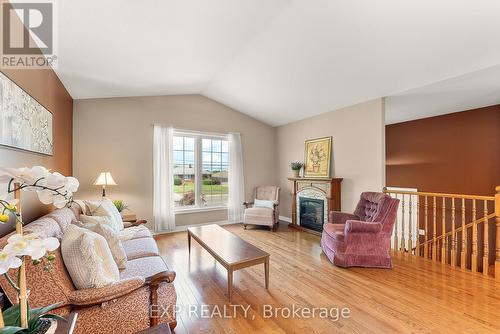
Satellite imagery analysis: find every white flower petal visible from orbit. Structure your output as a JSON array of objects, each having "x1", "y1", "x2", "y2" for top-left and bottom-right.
[
  {"x1": 0, "y1": 265, "x2": 8, "y2": 275},
  {"x1": 36, "y1": 190, "x2": 54, "y2": 205},
  {"x1": 29, "y1": 247, "x2": 46, "y2": 260},
  {"x1": 10, "y1": 256, "x2": 22, "y2": 268},
  {"x1": 43, "y1": 237, "x2": 60, "y2": 251},
  {"x1": 7, "y1": 234, "x2": 23, "y2": 244}
]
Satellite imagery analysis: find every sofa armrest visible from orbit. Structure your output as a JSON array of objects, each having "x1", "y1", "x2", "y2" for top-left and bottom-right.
[
  {"x1": 146, "y1": 270, "x2": 176, "y2": 326},
  {"x1": 243, "y1": 201, "x2": 254, "y2": 209},
  {"x1": 123, "y1": 219, "x2": 147, "y2": 228},
  {"x1": 329, "y1": 211, "x2": 358, "y2": 225},
  {"x1": 345, "y1": 220, "x2": 382, "y2": 234},
  {"x1": 68, "y1": 277, "x2": 145, "y2": 307}
]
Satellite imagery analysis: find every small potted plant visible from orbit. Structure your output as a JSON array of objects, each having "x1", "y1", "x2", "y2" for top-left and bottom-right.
[
  {"x1": 290, "y1": 162, "x2": 304, "y2": 178},
  {"x1": 112, "y1": 199, "x2": 129, "y2": 214}
]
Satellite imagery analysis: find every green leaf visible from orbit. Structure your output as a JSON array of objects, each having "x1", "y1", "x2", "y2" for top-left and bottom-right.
[
  {"x1": 0, "y1": 326, "x2": 24, "y2": 334},
  {"x1": 2, "y1": 305, "x2": 20, "y2": 326},
  {"x1": 41, "y1": 314, "x2": 66, "y2": 322}
]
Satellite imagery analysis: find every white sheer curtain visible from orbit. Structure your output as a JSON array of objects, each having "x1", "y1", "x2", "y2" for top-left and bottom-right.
[
  {"x1": 228, "y1": 132, "x2": 245, "y2": 222},
  {"x1": 153, "y1": 124, "x2": 175, "y2": 232}
]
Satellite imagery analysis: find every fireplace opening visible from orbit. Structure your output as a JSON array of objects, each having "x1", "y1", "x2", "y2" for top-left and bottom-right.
[{"x1": 299, "y1": 197, "x2": 325, "y2": 232}]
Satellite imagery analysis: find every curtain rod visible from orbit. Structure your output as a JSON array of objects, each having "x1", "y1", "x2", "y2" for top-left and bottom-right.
[{"x1": 151, "y1": 123, "x2": 230, "y2": 137}]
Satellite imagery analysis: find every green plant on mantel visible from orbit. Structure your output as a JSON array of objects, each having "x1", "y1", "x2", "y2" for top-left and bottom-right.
[{"x1": 290, "y1": 162, "x2": 304, "y2": 171}]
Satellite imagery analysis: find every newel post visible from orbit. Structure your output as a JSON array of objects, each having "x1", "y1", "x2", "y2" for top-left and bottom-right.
[{"x1": 495, "y1": 186, "x2": 500, "y2": 282}]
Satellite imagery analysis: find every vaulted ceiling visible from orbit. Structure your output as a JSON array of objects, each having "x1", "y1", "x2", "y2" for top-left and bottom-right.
[{"x1": 56, "y1": 0, "x2": 500, "y2": 126}]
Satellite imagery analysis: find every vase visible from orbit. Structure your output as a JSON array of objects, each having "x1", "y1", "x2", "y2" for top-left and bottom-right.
[
  {"x1": 292, "y1": 169, "x2": 300, "y2": 178},
  {"x1": 312, "y1": 164, "x2": 320, "y2": 173}
]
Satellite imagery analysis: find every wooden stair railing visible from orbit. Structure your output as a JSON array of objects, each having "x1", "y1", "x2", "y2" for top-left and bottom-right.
[{"x1": 383, "y1": 186, "x2": 500, "y2": 281}]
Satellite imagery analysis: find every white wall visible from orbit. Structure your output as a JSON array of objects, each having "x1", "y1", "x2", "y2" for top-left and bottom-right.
[{"x1": 276, "y1": 98, "x2": 386, "y2": 218}]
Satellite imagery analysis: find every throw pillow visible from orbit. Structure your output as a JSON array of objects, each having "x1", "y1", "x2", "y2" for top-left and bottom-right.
[
  {"x1": 86, "y1": 223, "x2": 127, "y2": 269},
  {"x1": 254, "y1": 199, "x2": 275, "y2": 209},
  {"x1": 84, "y1": 198, "x2": 124, "y2": 231},
  {"x1": 78, "y1": 214, "x2": 116, "y2": 231},
  {"x1": 61, "y1": 225, "x2": 119, "y2": 289}
]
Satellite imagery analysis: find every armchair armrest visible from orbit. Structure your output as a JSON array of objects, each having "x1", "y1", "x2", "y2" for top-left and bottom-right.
[
  {"x1": 243, "y1": 201, "x2": 254, "y2": 209},
  {"x1": 68, "y1": 277, "x2": 145, "y2": 307},
  {"x1": 146, "y1": 270, "x2": 176, "y2": 326},
  {"x1": 329, "y1": 211, "x2": 358, "y2": 225},
  {"x1": 345, "y1": 220, "x2": 382, "y2": 234}
]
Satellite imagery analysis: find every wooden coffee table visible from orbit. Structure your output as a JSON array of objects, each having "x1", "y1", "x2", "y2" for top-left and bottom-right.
[{"x1": 188, "y1": 224, "x2": 270, "y2": 303}]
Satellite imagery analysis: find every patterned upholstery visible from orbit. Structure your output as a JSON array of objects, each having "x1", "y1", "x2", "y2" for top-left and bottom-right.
[
  {"x1": 48, "y1": 207, "x2": 77, "y2": 232},
  {"x1": 321, "y1": 192, "x2": 400, "y2": 268},
  {"x1": 243, "y1": 186, "x2": 280, "y2": 229},
  {"x1": 119, "y1": 225, "x2": 152, "y2": 240},
  {"x1": 0, "y1": 205, "x2": 177, "y2": 333}
]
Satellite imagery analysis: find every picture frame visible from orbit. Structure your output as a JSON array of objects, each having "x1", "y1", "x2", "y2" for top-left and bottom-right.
[
  {"x1": 304, "y1": 136, "x2": 332, "y2": 178},
  {"x1": 0, "y1": 72, "x2": 53, "y2": 155}
]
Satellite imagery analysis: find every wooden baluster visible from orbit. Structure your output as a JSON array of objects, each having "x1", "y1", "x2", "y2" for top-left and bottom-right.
[
  {"x1": 461, "y1": 198, "x2": 466, "y2": 270},
  {"x1": 472, "y1": 199, "x2": 478, "y2": 273},
  {"x1": 416, "y1": 196, "x2": 420, "y2": 257},
  {"x1": 451, "y1": 197, "x2": 456, "y2": 267},
  {"x1": 408, "y1": 195, "x2": 413, "y2": 255},
  {"x1": 432, "y1": 196, "x2": 437, "y2": 261},
  {"x1": 441, "y1": 197, "x2": 447, "y2": 263},
  {"x1": 393, "y1": 194, "x2": 398, "y2": 252},
  {"x1": 483, "y1": 199, "x2": 489, "y2": 276},
  {"x1": 495, "y1": 186, "x2": 500, "y2": 282},
  {"x1": 424, "y1": 196, "x2": 429, "y2": 258},
  {"x1": 401, "y1": 194, "x2": 406, "y2": 253}
]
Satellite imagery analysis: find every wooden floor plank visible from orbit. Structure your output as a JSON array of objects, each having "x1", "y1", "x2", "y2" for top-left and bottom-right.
[{"x1": 155, "y1": 223, "x2": 500, "y2": 334}]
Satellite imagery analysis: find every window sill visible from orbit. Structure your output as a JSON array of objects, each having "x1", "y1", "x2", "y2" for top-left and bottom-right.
[{"x1": 175, "y1": 206, "x2": 228, "y2": 215}]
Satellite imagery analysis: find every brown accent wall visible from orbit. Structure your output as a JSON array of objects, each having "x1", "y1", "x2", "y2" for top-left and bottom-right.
[
  {"x1": 386, "y1": 106, "x2": 500, "y2": 196},
  {"x1": 0, "y1": 69, "x2": 73, "y2": 228}
]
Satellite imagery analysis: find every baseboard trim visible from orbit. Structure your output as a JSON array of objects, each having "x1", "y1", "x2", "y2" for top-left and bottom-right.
[
  {"x1": 279, "y1": 215, "x2": 292, "y2": 223},
  {"x1": 153, "y1": 220, "x2": 241, "y2": 235}
]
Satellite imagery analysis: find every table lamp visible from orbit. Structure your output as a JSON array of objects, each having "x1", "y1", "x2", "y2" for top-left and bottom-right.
[{"x1": 93, "y1": 172, "x2": 117, "y2": 197}]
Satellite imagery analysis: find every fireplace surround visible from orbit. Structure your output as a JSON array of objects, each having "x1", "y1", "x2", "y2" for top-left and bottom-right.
[{"x1": 288, "y1": 177, "x2": 343, "y2": 234}]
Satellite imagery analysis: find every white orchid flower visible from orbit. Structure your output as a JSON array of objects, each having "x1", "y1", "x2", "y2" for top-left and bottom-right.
[
  {"x1": 64, "y1": 177, "x2": 79, "y2": 193},
  {"x1": 0, "y1": 166, "x2": 50, "y2": 185},
  {"x1": 4, "y1": 233, "x2": 59, "y2": 260},
  {"x1": 0, "y1": 250, "x2": 22, "y2": 275}
]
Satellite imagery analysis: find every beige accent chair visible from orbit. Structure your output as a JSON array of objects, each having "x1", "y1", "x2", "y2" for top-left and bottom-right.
[{"x1": 243, "y1": 186, "x2": 281, "y2": 230}]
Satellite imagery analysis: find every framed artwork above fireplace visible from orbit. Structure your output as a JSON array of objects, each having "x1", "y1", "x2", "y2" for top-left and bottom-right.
[{"x1": 304, "y1": 136, "x2": 331, "y2": 178}]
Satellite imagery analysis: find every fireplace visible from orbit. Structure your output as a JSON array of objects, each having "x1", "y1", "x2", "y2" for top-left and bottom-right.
[{"x1": 299, "y1": 197, "x2": 325, "y2": 232}]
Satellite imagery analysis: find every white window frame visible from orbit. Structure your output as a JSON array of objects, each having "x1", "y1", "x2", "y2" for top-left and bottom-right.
[{"x1": 173, "y1": 129, "x2": 229, "y2": 214}]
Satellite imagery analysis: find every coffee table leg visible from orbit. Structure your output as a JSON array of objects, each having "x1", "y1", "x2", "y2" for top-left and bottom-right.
[
  {"x1": 265, "y1": 257, "x2": 269, "y2": 289},
  {"x1": 228, "y1": 268, "x2": 233, "y2": 304},
  {"x1": 188, "y1": 232, "x2": 191, "y2": 254}
]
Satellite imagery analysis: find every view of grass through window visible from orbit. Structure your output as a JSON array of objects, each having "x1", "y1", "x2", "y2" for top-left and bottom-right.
[{"x1": 173, "y1": 135, "x2": 229, "y2": 208}]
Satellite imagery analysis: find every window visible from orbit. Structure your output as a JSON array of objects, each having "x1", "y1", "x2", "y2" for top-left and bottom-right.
[{"x1": 173, "y1": 131, "x2": 229, "y2": 211}]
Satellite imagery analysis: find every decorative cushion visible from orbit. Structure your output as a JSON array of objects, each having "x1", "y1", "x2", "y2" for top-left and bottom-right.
[
  {"x1": 78, "y1": 215, "x2": 117, "y2": 231},
  {"x1": 119, "y1": 256, "x2": 169, "y2": 280},
  {"x1": 84, "y1": 198, "x2": 124, "y2": 231},
  {"x1": 122, "y1": 237, "x2": 159, "y2": 260},
  {"x1": 254, "y1": 199, "x2": 275, "y2": 209},
  {"x1": 48, "y1": 208, "x2": 77, "y2": 232},
  {"x1": 86, "y1": 223, "x2": 127, "y2": 269},
  {"x1": 61, "y1": 225, "x2": 119, "y2": 289},
  {"x1": 119, "y1": 226, "x2": 152, "y2": 241}
]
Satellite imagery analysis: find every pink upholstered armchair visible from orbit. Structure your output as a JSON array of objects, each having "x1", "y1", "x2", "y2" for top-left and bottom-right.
[
  {"x1": 243, "y1": 186, "x2": 281, "y2": 230},
  {"x1": 321, "y1": 192, "x2": 400, "y2": 268}
]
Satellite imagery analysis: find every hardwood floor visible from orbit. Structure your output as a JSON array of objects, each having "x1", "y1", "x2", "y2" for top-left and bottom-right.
[{"x1": 155, "y1": 223, "x2": 500, "y2": 334}]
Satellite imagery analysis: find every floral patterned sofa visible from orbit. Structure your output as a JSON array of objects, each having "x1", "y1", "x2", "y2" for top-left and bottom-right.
[{"x1": 0, "y1": 204, "x2": 177, "y2": 333}]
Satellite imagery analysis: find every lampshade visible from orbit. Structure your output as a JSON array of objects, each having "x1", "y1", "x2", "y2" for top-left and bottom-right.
[{"x1": 93, "y1": 172, "x2": 117, "y2": 186}]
